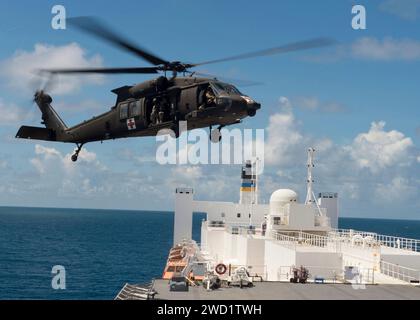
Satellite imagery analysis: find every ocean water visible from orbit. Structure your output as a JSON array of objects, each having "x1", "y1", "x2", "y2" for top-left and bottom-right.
[{"x1": 0, "y1": 207, "x2": 419, "y2": 300}]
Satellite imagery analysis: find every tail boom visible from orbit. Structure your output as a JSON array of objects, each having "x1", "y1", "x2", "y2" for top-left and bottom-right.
[{"x1": 16, "y1": 91, "x2": 70, "y2": 143}]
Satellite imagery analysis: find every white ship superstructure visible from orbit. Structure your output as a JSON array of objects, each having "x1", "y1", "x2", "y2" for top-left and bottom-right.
[{"x1": 173, "y1": 149, "x2": 420, "y2": 286}]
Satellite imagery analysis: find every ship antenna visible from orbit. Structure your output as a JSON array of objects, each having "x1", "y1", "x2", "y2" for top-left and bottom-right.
[
  {"x1": 305, "y1": 148, "x2": 315, "y2": 205},
  {"x1": 305, "y1": 148, "x2": 324, "y2": 215}
]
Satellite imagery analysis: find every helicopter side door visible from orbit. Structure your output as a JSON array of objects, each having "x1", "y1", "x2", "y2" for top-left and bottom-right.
[
  {"x1": 179, "y1": 86, "x2": 199, "y2": 116},
  {"x1": 143, "y1": 90, "x2": 181, "y2": 126},
  {"x1": 167, "y1": 88, "x2": 181, "y2": 121}
]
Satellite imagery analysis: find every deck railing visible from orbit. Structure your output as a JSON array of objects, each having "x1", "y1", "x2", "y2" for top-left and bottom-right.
[
  {"x1": 205, "y1": 221, "x2": 420, "y2": 254},
  {"x1": 330, "y1": 229, "x2": 420, "y2": 253},
  {"x1": 380, "y1": 260, "x2": 420, "y2": 283},
  {"x1": 271, "y1": 230, "x2": 334, "y2": 249}
]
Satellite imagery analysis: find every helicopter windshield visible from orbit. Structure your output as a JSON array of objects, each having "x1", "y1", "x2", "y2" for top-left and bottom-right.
[{"x1": 211, "y1": 82, "x2": 243, "y2": 96}]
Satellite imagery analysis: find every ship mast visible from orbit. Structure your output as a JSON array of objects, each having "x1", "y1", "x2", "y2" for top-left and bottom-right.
[
  {"x1": 305, "y1": 148, "x2": 323, "y2": 215},
  {"x1": 305, "y1": 148, "x2": 315, "y2": 205},
  {"x1": 250, "y1": 157, "x2": 260, "y2": 227}
]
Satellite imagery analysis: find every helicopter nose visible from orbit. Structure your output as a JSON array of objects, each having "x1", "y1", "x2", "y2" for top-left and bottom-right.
[
  {"x1": 242, "y1": 96, "x2": 260, "y2": 108},
  {"x1": 247, "y1": 102, "x2": 261, "y2": 117},
  {"x1": 248, "y1": 102, "x2": 261, "y2": 110},
  {"x1": 242, "y1": 96, "x2": 260, "y2": 117}
]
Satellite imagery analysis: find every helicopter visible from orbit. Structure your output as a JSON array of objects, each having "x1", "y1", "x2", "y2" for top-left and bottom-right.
[{"x1": 15, "y1": 17, "x2": 334, "y2": 162}]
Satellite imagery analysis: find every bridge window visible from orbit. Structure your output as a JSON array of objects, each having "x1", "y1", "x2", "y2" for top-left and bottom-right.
[{"x1": 120, "y1": 103, "x2": 128, "y2": 119}]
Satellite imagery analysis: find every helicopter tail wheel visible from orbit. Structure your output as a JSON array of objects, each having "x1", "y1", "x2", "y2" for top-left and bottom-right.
[{"x1": 71, "y1": 143, "x2": 85, "y2": 162}]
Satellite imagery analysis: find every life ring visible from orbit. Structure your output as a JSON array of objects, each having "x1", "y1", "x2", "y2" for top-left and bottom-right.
[{"x1": 215, "y1": 263, "x2": 227, "y2": 275}]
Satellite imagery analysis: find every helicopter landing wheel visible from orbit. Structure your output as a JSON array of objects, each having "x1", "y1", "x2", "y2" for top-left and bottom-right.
[{"x1": 71, "y1": 143, "x2": 85, "y2": 162}]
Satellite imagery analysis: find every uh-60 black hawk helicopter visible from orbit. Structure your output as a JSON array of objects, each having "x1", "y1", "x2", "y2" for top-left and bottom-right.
[{"x1": 16, "y1": 17, "x2": 334, "y2": 162}]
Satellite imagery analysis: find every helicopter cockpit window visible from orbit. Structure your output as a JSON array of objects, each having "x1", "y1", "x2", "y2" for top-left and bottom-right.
[
  {"x1": 211, "y1": 82, "x2": 242, "y2": 96},
  {"x1": 130, "y1": 100, "x2": 141, "y2": 117},
  {"x1": 120, "y1": 103, "x2": 129, "y2": 119}
]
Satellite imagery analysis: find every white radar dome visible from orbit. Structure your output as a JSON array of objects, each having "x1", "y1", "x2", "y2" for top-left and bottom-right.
[{"x1": 269, "y1": 189, "x2": 298, "y2": 214}]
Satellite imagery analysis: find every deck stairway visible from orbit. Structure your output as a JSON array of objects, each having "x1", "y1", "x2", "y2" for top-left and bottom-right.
[{"x1": 115, "y1": 283, "x2": 156, "y2": 300}]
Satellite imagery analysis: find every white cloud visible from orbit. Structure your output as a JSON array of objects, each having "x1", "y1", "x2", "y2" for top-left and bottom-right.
[
  {"x1": 54, "y1": 99, "x2": 106, "y2": 113},
  {"x1": 31, "y1": 144, "x2": 106, "y2": 176},
  {"x1": 21, "y1": 144, "x2": 170, "y2": 208},
  {"x1": 340, "y1": 182, "x2": 360, "y2": 201},
  {"x1": 264, "y1": 97, "x2": 303, "y2": 166},
  {"x1": 0, "y1": 43, "x2": 104, "y2": 95},
  {"x1": 255, "y1": 98, "x2": 419, "y2": 216},
  {"x1": 374, "y1": 176, "x2": 418, "y2": 203},
  {"x1": 304, "y1": 37, "x2": 420, "y2": 62},
  {"x1": 264, "y1": 97, "x2": 334, "y2": 166},
  {"x1": 315, "y1": 138, "x2": 334, "y2": 153},
  {"x1": 265, "y1": 112, "x2": 303, "y2": 164},
  {"x1": 351, "y1": 37, "x2": 420, "y2": 61},
  {"x1": 278, "y1": 96, "x2": 292, "y2": 109},
  {"x1": 166, "y1": 165, "x2": 238, "y2": 200},
  {"x1": 347, "y1": 121, "x2": 414, "y2": 173},
  {"x1": 149, "y1": 98, "x2": 417, "y2": 215},
  {"x1": 293, "y1": 96, "x2": 346, "y2": 113},
  {"x1": 34, "y1": 144, "x2": 61, "y2": 159},
  {"x1": 296, "y1": 96, "x2": 318, "y2": 110},
  {"x1": 380, "y1": 0, "x2": 420, "y2": 21},
  {"x1": 0, "y1": 160, "x2": 7, "y2": 169},
  {"x1": 171, "y1": 166, "x2": 203, "y2": 181},
  {"x1": 0, "y1": 99, "x2": 33, "y2": 125}
]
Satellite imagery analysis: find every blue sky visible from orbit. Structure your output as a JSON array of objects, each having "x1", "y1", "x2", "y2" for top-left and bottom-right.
[{"x1": 0, "y1": 0, "x2": 419, "y2": 219}]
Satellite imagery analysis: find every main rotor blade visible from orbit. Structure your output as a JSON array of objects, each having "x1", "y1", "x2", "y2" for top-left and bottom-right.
[
  {"x1": 41, "y1": 67, "x2": 159, "y2": 74},
  {"x1": 68, "y1": 16, "x2": 169, "y2": 66},
  {"x1": 192, "y1": 38, "x2": 336, "y2": 67}
]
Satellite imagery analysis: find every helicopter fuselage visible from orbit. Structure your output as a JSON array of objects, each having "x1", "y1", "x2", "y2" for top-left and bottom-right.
[{"x1": 34, "y1": 76, "x2": 260, "y2": 145}]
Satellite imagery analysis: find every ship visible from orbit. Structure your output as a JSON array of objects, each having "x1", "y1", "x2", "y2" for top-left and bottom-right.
[{"x1": 116, "y1": 148, "x2": 420, "y2": 300}]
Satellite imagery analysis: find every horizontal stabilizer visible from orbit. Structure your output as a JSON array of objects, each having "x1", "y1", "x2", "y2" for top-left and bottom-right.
[{"x1": 15, "y1": 126, "x2": 56, "y2": 141}]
